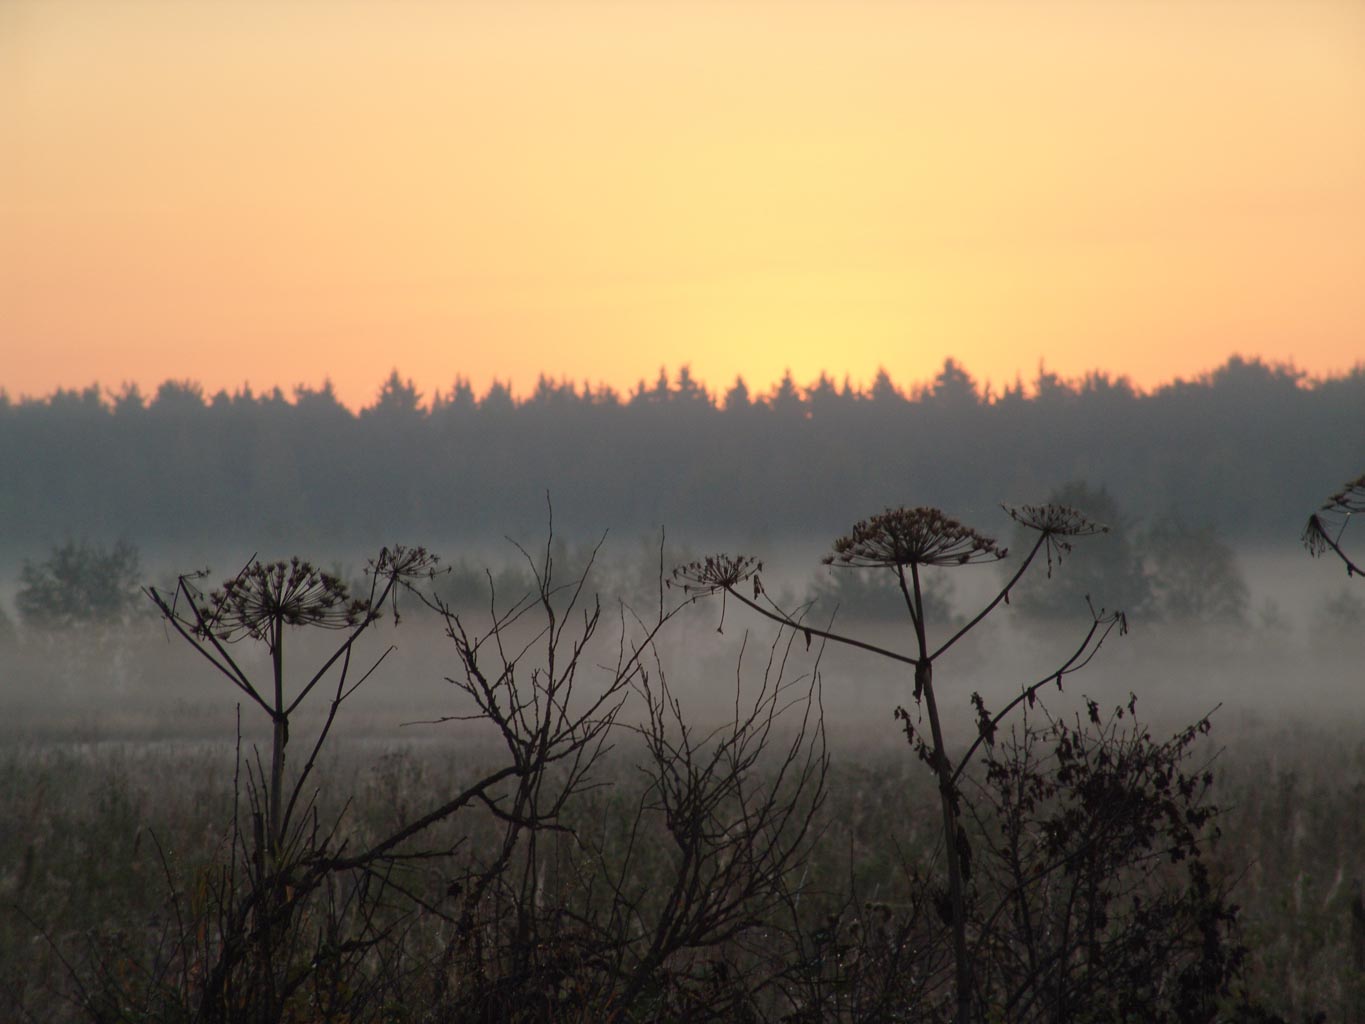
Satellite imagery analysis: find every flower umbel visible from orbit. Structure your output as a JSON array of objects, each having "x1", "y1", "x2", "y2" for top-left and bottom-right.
[
  {"x1": 1322, "y1": 474, "x2": 1365, "y2": 515},
  {"x1": 825, "y1": 507, "x2": 1005, "y2": 569},
  {"x1": 1303, "y1": 473, "x2": 1364, "y2": 568},
  {"x1": 370, "y1": 545, "x2": 441, "y2": 584},
  {"x1": 1004, "y1": 503, "x2": 1108, "y2": 539},
  {"x1": 198, "y1": 557, "x2": 369, "y2": 641},
  {"x1": 671, "y1": 554, "x2": 764, "y2": 597},
  {"x1": 367, "y1": 545, "x2": 441, "y2": 623},
  {"x1": 1004, "y1": 502, "x2": 1109, "y2": 575}
]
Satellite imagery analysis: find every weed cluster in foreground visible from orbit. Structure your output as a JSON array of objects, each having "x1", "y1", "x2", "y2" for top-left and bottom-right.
[{"x1": 7, "y1": 472, "x2": 1363, "y2": 1022}]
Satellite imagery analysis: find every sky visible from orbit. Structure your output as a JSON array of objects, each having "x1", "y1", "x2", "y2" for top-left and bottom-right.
[{"x1": 2, "y1": 0, "x2": 1362, "y2": 410}]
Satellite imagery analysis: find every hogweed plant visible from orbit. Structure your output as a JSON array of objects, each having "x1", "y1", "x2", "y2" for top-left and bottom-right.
[
  {"x1": 1303, "y1": 472, "x2": 1365, "y2": 579},
  {"x1": 673, "y1": 504, "x2": 1124, "y2": 1024},
  {"x1": 101, "y1": 527, "x2": 832, "y2": 1023},
  {"x1": 137, "y1": 547, "x2": 454, "y2": 1020},
  {"x1": 147, "y1": 548, "x2": 438, "y2": 858}
]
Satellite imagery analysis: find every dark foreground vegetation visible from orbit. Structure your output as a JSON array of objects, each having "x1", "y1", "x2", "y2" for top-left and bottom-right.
[{"x1": 2, "y1": 475, "x2": 1362, "y2": 1022}]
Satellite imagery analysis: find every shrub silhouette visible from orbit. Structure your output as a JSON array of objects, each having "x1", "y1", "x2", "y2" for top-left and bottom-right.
[{"x1": 17, "y1": 539, "x2": 143, "y2": 633}]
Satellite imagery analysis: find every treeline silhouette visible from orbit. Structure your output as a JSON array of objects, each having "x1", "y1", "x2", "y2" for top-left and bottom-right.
[{"x1": 1, "y1": 356, "x2": 1361, "y2": 552}]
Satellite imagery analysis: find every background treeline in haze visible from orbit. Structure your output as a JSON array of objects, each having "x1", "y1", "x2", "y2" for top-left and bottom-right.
[{"x1": 1, "y1": 355, "x2": 1361, "y2": 550}]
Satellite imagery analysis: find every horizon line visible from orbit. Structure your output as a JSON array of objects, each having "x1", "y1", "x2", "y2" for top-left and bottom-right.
[{"x1": 5, "y1": 353, "x2": 1362, "y2": 416}]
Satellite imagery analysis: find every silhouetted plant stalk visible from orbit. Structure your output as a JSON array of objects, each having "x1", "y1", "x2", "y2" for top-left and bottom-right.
[
  {"x1": 673, "y1": 503, "x2": 1119, "y2": 1024},
  {"x1": 142, "y1": 547, "x2": 459, "y2": 1020},
  {"x1": 131, "y1": 525, "x2": 831, "y2": 1021},
  {"x1": 1303, "y1": 472, "x2": 1364, "y2": 578},
  {"x1": 147, "y1": 548, "x2": 436, "y2": 857}
]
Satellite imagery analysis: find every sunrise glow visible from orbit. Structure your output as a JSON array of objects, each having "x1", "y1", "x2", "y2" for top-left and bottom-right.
[{"x1": 3, "y1": 0, "x2": 1362, "y2": 409}]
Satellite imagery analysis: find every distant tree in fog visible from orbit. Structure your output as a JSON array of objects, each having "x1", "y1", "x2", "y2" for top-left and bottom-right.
[
  {"x1": 722, "y1": 376, "x2": 751, "y2": 411},
  {"x1": 363, "y1": 369, "x2": 422, "y2": 421},
  {"x1": 925, "y1": 357, "x2": 980, "y2": 407},
  {"x1": 766, "y1": 369, "x2": 805, "y2": 415},
  {"x1": 16, "y1": 540, "x2": 144, "y2": 633},
  {"x1": 804, "y1": 559, "x2": 956, "y2": 624},
  {"x1": 1143, "y1": 514, "x2": 1249, "y2": 624},
  {"x1": 480, "y1": 378, "x2": 516, "y2": 414},
  {"x1": 149, "y1": 379, "x2": 207, "y2": 415}
]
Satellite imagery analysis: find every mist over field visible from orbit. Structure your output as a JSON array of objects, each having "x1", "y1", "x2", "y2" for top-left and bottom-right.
[
  {"x1": 3, "y1": 363, "x2": 1362, "y2": 1021},
  {"x1": 2, "y1": 357, "x2": 1362, "y2": 721},
  {"x1": 7, "y1": 0, "x2": 1362, "y2": 1009},
  {"x1": 3, "y1": 533, "x2": 1360, "y2": 746}
]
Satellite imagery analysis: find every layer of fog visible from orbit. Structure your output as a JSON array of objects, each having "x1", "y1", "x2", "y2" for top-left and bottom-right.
[{"x1": 3, "y1": 537, "x2": 1361, "y2": 767}]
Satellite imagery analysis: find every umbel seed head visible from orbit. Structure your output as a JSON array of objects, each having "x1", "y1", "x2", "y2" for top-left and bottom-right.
[
  {"x1": 1322, "y1": 474, "x2": 1365, "y2": 515},
  {"x1": 198, "y1": 558, "x2": 369, "y2": 641},
  {"x1": 671, "y1": 554, "x2": 764, "y2": 595},
  {"x1": 825, "y1": 507, "x2": 1005, "y2": 569},
  {"x1": 1003, "y1": 503, "x2": 1108, "y2": 539},
  {"x1": 1003, "y1": 502, "x2": 1109, "y2": 574}
]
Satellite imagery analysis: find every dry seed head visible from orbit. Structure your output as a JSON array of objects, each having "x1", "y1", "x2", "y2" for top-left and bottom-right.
[
  {"x1": 1004, "y1": 503, "x2": 1108, "y2": 538},
  {"x1": 1322, "y1": 474, "x2": 1365, "y2": 514},
  {"x1": 1302, "y1": 514, "x2": 1332, "y2": 558},
  {"x1": 670, "y1": 554, "x2": 763, "y2": 595},
  {"x1": 197, "y1": 558, "x2": 368, "y2": 641},
  {"x1": 825, "y1": 507, "x2": 1005, "y2": 569},
  {"x1": 1004, "y1": 502, "x2": 1109, "y2": 574},
  {"x1": 369, "y1": 545, "x2": 441, "y2": 583},
  {"x1": 1303, "y1": 473, "x2": 1364, "y2": 562}
]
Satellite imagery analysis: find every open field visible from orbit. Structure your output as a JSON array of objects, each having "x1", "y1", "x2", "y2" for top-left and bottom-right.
[
  {"x1": 2, "y1": 574, "x2": 1363, "y2": 1021},
  {"x1": 3, "y1": 714, "x2": 1364, "y2": 1020}
]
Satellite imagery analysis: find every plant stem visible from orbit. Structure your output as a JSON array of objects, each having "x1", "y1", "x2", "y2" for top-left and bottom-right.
[
  {"x1": 905, "y1": 562, "x2": 972, "y2": 1024},
  {"x1": 270, "y1": 614, "x2": 286, "y2": 855}
]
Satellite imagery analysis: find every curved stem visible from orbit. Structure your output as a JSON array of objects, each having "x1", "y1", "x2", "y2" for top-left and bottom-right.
[
  {"x1": 930, "y1": 532, "x2": 1047, "y2": 661},
  {"x1": 721, "y1": 588, "x2": 917, "y2": 666},
  {"x1": 951, "y1": 612, "x2": 1122, "y2": 787}
]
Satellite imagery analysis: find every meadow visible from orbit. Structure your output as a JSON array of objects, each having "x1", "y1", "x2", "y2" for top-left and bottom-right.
[{"x1": 2, "y1": 531, "x2": 1362, "y2": 1022}]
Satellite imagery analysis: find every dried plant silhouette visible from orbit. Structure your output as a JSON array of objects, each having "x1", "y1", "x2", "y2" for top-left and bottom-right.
[
  {"x1": 1303, "y1": 472, "x2": 1365, "y2": 578},
  {"x1": 36, "y1": 530, "x2": 830, "y2": 1022},
  {"x1": 670, "y1": 503, "x2": 1257, "y2": 1022},
  {"x1": 7, "y1": 496, "x2": 1315, "y2": 1021}
]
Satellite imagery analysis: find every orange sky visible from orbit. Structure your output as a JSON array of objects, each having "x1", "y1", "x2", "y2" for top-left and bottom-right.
[{"x1": 2, "y1": 0, "x2": 1362, "y2": 409}]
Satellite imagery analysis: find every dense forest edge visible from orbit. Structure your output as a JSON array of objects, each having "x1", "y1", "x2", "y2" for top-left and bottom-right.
[{"x1": 2, "y1": 355, "x2": 1362, "y2": 552}]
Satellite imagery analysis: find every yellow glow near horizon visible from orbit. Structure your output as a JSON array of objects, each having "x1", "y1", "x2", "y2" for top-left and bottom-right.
[{"x1": 2, "y1": 1, "x2": 1362, "y2": 409}]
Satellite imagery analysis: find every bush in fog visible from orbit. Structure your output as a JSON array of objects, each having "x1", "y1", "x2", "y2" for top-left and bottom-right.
[
  {"x1": 804, "y1": 557, "x2": 956, "y2": 625},
  {"x1": 16, "y1": 539, "x2": 144, "y2": 633},
  {"x1": 1143, "y1": 514, "x2": 1249, "y2": 625},
  {"x1": 1005, "y1": 484, "x2": 1251, "y2": 628}
]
